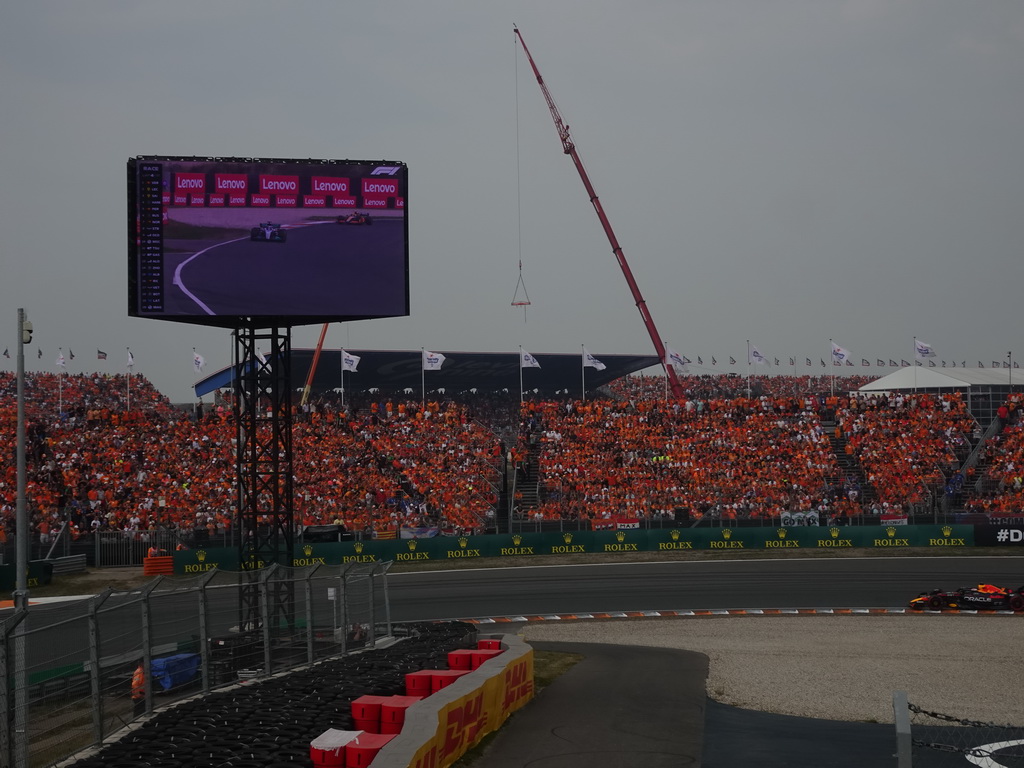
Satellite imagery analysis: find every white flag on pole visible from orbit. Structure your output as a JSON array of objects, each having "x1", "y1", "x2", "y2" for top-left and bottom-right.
[
  {"x1": 831, "y1": 342, "x2": 852, "y2": 365},
  {"x1": 56, "y1": 350, "x2": 66, "y2": 369},
  {"x1": 520, "y1": 349, "x2": 541, "y2": 369},
  {"x1": 193, "y1": 351, "x2": 205, "y2": 375},
  {"x1": 127, "y1": 349, "x2": 135, "y2": 369},
  {"x1": 665, "y1": 345, "x2": 689, "y2": 373},
  {"x1": 582, "y1": 347, "x2": 606, "y2": 371},
  {"x1": 422, "y1": 350, "x2": 446, "y2": 371},
  {"x1": 748, "y1": 344, "x2": 769, "y2": 366},
  {"x1": 255, "y1": 348, "x2": 268, "y2": 366},
  {"x1": 915, "y1": 339, "x2": 936, "y2": 359},
  {"x1": 341, "y1": 349, "x2": 361, "y2": 372}
]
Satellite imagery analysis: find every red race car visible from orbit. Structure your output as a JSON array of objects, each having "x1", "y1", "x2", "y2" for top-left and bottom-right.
[
  {"x1": 909, "y1": 584, "x2": 1024, "y2": 611},
  {"x1": 336, "y1": 212, "x2": 372, "y2": 225}
]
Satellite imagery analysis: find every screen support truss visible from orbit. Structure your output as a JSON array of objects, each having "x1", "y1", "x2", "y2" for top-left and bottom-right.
[{"x1": 234, "y1": 324, "x2": 295, "y2": 632}]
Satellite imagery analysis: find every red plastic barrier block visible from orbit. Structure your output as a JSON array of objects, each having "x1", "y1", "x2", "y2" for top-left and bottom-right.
[
  {"x1": 380, "y1": 695, "x2": 422, "y2": 724},
  {"x1": 352, "y1": 718, "x2": 379, "y2": 734},
  {"x1": 345, "y1": 732, "x2": 396, "y2": 768},
  {"x1": 351, "y1": 694, "x2": 389, "y2": 721},
  {"x1": 310, "y1": 729, "x2": 362, "y2": 768},
  {"x1": 405, "y1": 670, "x2": 433, "y2": 697},
  {"x1": 379, "y1": 720, "x2": 402, "y2": 735},
  {"x1": 447, "y1": 649, "x2": 475, "y2": 670},
  {"x1": 430, "y1": 669, "x2": 470, "y2": 693},
  {"x1": 477, "y1": 638, "x2": 502, "y2": 651},
  {"x1": 470, "y1": 649, "x2": 504, "y2": 669}
]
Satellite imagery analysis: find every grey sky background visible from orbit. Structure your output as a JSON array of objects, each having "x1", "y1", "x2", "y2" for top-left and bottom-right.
[{"x1": 2, "y1": 2, "x2": 1023, "y2": 403}]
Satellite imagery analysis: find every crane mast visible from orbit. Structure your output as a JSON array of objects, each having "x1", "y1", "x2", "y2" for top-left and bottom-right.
[{"x1": 514, "y1": 26, "x2": 684, "y2": 400}]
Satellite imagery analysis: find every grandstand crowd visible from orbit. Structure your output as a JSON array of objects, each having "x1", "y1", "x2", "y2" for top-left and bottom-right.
[{"x1": 0, "y1": 370, "x2": 1021, "y2": 548}]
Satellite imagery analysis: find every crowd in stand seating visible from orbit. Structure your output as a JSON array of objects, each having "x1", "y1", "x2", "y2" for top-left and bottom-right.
[
  {"x1": 2, "y1": 368, "x2": 1021, "y2": 544},
  {"x1": 834, "y1": 392, "x2": 974, "y2": 507},
  {"x1": 968, "y1": 395, "x2": 1024, "y2": 517},
  {"x1": 0, "y1": 373, "x2": 500, "y2": 545}
]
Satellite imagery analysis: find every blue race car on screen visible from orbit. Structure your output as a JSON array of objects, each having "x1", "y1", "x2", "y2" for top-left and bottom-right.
[
  {"x1": 909, "y1": 583, "x2": 1024, "y2": 611},
  {"x1": 250, "y1": 222, "x2": 287, "y2": 242}
]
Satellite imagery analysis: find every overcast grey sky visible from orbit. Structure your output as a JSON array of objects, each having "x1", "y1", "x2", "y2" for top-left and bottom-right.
[{"x1": 2, "y1": 2, "x2": 1023, "y2": 402}]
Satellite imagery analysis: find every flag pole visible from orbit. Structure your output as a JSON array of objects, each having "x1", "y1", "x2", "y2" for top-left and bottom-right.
[
  {"x1": 581, "y1": 344, "x2": 586, "y2": 402},
  {"x1": 340, "y1": 348, "x2": 346, "y2": 408},
  {"x1": 746, "y1": 340, "x2": 751, "y2": 398},
  {"x1": 58, "y1": 349, "x2": 63, "y2": 418},
  {"x1": 126, "y1": 347, "x2": 131, "y2": 411},
  {"x1": 421, "y1": 348, "x2": 425, "y2": 406},
  {"x1": 829, "y1": 339, "x2": 835, "y2": 398},
  {"x1": 913, "y1": 337, "x2": 917, "y2": 392},
  {"x1": 519, "y1": 346, "x2": 524, "y2": 404}
]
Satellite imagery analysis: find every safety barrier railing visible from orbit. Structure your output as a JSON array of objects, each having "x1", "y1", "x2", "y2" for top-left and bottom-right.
[{"x1": 0, "y1": 560, "x2": 391, "y2": 768}]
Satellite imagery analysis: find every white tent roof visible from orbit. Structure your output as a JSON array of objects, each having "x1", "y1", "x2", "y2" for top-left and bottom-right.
[{"x1": 858, "y1": 367, "x2": 1024, "y2": 392}]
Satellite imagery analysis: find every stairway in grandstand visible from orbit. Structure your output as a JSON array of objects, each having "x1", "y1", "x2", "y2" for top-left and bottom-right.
[
  {"x1": 821, "y1": 419, "x2": 877, "y2": 506},
  {"x1": 513, "y1": 436, "x2": 542, "y2": 517}
]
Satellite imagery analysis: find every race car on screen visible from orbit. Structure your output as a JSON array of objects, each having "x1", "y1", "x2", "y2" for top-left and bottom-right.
[
  {"x1": 336, "y1": 212, "x2": 372, "y2": 225},
  {"x1": 909, "y1": 584, "x2": 1024, "y2": 611},
  {"x1": 250, "y1": 222, "x2": 287, "y2": 242}
]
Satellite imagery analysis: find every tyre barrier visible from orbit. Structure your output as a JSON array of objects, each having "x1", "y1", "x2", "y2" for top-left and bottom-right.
[{"x1": 62, "y1": 622, "x2": 477, "y2": 768}]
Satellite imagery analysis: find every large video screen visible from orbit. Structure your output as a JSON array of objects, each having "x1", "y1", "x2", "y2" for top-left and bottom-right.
[{"x1": 128, "y1": 156, "x2": 409, "y2": 328}]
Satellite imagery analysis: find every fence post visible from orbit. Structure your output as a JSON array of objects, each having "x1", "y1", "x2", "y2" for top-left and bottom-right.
[
  {"x1": 138, "y1": 579, "x2": 161, "y2": 717},
  {"x1": 339, "y1": 565, "x2": 350, "y2": 656},
  {"x1": 260, "y1": 564, "x2": 277, "y2": 675},
  {"x1": 377, "y1": 562, "x2": 393, "y2": 639},
  {"x1": 197, "y1": 570, "x2": 217, "y2": 693},
  {"x1": 893, "y1": 690, "x2": 912, "y2": 768},
  {"x1": 304, "y1": 565, "x2": 319, "y2": 665},
  {"x1": 0, "y1": 610, "x2": 27, "y2": 768},
  {"x1": 88, "y1": 590, "x2": 113, "y2": 745}
]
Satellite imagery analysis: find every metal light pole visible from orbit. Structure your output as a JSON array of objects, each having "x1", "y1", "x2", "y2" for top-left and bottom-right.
[{"x1": 14, "y1": 308, "x2": 32, "y2": 768}]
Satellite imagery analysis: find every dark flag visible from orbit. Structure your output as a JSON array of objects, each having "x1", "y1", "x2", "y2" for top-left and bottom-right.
[
  {"x1": 846, "y1": 359, "x2": 853, "y2": 366},
  {"x1": 942, "y1": 361, "x2": 946, "y2": 367},
  {"x1": 774, "y1": 358, "x2": 780, "y2": 366},
  {"x1": 805, "y1": 358, "x2": 812, "y2": 366},
  {"x1": 2, "y1": 349, "x2": 8, "y2": 359},
  {"x1": 877, "y1": 359, "x2": 885, "y2": 367},
  {"x1": 729, "y1": 356, "x2": 736, "y2": 365},
  {"x1": 697, "y1": 356, "x2": 703, "y2": 365},
  {"x1": 889, "y1": 360, "x2": 898, "y2": 367},
  {"x1": 789, "y1": 357, "x2": 795, "y2": 366},
  {"x1": 97, "y1": 350, "x2": 108, "y2": 360},
  {"x1": 928, "y1": 360, "x2": 936, "y2": 367},
  {"x1": 820, "y1": 359, "x2": 826, "y2": 367},
  {"x1": 862, "y1": 359, "x2": 870, "y2": 366},
  {"x1": 901, "y1": 360, "x2": 910, "y2": 367},
  {"x1": 69, "y1": 349, "x2": 75, "y2": 360},
  {"x1": 712, "y1": 357, "x2": 717, "y2": 365},
  {"x1": 978, "y1": 361, "x2": 985, "y2": 368},
  {"x1": 993, "y1": 361, "x2": 1001, "y2": 368},
  {"x1": 37, "y1": 348, "x2": 42, "y2": 359}
]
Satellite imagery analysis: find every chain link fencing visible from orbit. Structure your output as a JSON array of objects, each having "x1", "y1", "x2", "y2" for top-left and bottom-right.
[{"x1": 0, "y1": 560, "x2": 391, "y2": 768}]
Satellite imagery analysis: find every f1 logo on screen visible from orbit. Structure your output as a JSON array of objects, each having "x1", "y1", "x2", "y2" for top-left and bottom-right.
[{"x1": 371, "y1": 166, "x2": 402, "y2": 175}]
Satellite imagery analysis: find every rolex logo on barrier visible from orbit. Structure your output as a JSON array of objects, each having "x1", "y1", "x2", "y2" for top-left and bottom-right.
[
  {"x1": 875, "y1": 526, "x2": 909, "y2": 547},
  {"x1": 942, "y1": 526, "x2": 952, "y2": 537},
  {"x1": 196, "y1": 550, "x2": 207, "y2": 562},
  {"x1": 353, "y1": 541, "x2": 364, "y2": 554},
  {"x1": 659, "y1": 528, "x2": 693, "y2": 550},
  {"x1": 929, "y1": 525, "x2": 965, "y2": 547},
  {"x1": 777, "y1": 528, "x2": 787, "y2": 539},
  {"x1": 605, "y1": 529, "x2": 637, "y2": 553},
  {"x1": 184, "y1": 549, "x2": 217, "y2": 573},
  {"x1": 512, "y1": 534, "x2": 523, "y2": 546},
  {"x1": 886, "y1": 527, "x2": 896, "y2": 537},
  {"x1": 670, "y1": 529, "x2": 681, "y2": 541},
  {"x1": 407, "y1": 540, "x2": 418, "y2": 551},
  {"x1": 397, "y1": 537, "x2": 430, "y2": 561},
  {"x1": 342, "y1": 539, "x2": 376, "y2": 563},
  {"x1": 766, "y1": 526, "x2": 799, "y2": 549},
  {"x1": 303, "y1": 544, "x2": 313, "y2": 556},
  {"x1": 712, "y1": 528, "x2": 743, "y2": 549},
  {"x1": 458, "y1": 537, "x2": 469, "y2": 548},
  {"x1": 551, "y1": 531, "x2": 584, "y2": 554},
  {"x1": 830, "y1": 527, "x2": 840, "y2": 538}
]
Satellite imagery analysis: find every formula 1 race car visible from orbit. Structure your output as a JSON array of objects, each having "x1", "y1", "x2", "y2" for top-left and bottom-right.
[
  {"x1": 909, "y1": 584, "x2": 1024, "y2": 612},
  {"x1": 250, "y1": 222, "x2": 287, "y2": 242},
  {"x1": 336, "y1": 212, "x2": 372, "y2": 225}
]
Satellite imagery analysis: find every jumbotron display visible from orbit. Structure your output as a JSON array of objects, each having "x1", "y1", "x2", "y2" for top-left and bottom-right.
[{"x1": 128, "y1": 156, "x2": 409, "y2": 328}]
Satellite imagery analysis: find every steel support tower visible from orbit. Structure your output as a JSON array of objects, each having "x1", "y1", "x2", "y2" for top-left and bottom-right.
[{"x1": 233, "y1": 324, "x2": 295, "y2": 632}]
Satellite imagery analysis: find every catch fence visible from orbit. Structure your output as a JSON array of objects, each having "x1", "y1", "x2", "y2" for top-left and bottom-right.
[{"x1": 0, "y1": 561, "x2": 391, "y2": 768}]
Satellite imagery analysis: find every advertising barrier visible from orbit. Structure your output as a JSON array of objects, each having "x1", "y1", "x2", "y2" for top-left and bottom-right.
[
  {"x1": 370, "y1": 634, "x2": 534, "y2": 768},
  {"x1": 172, "y1": 524, "x2": 976, "y2": 574},
  {"x1": 974, "y1": 524, "x2": 1024, "y2": 547}
]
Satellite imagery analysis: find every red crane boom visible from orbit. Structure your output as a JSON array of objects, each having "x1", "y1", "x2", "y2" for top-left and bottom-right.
[{"x1": 514, "y1": 26, "x2": 684, "y2": 400}]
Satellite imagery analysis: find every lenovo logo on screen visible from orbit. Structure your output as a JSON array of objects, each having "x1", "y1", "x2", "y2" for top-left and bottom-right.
[
  {"x1": 362, "y1": 196, "x2": 389, "y2": 208},
  {"x1": 215, "y1": 174, "x2": 248, "y2": 192},
  {"x1": 258, "y1": 175, "x2": 299, "y2": 193},
  {"x1": 311, "y1": 177, "x2": 350, "y2": 194},
  {"x1": 362, "y1": 179, "x2": 399, "y2": 196},
  {"x1": 174, "y1": 173, "x2": 206, "y2": 191},
  {"x1": 303, "y1": 196, "x2": 326, "y2": 207}
]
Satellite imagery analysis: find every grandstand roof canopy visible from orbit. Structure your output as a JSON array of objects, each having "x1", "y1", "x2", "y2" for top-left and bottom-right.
[
  {"x1": 195, "y1": 349, "x2": 660, "y2": 398},
  {"x1": 857, "y1": 366, "x2": 1024, "y2": 392}
]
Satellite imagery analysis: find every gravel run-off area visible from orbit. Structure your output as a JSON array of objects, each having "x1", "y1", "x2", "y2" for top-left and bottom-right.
[{"x1": 521, "y1": 615, "x2": 1024, "y2": 725}]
